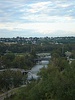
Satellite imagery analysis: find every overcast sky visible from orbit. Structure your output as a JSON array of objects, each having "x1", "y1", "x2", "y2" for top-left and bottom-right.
[{"x1": 0, "y1": 0, "x2": 75, "y2": 37}]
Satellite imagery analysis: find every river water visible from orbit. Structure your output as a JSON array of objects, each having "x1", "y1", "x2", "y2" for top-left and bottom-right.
[{"x1": 27, "y1": 60, "x2": 49, "y2": 80}]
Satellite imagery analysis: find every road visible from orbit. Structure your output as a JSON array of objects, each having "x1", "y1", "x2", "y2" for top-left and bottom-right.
[{"x1": 0, "y1": 85, "x2": 26, "y2": 100}]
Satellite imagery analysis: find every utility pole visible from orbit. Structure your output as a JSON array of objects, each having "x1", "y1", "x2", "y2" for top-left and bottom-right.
[{"x1": 62, "y1": 44, "x2": 64, "y2": 56}]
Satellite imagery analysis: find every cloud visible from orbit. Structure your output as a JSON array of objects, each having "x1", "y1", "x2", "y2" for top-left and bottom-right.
[
  {"x1": 0, "y1": 0, "x2": 75, "y2": 23},
  {"x1": 20, "y1": 0, "x2": 75, "y2": 23},
  {"x1": 21, "y1": 13, "x2": 75, "y2": 23},
  {"x1": 0, "y1": 0, "x2": 75, "y2": 37},
  {"x1": 0, "y1": 22, "x2": 75, "y2": 34},
  {"x1": 26, "y1": 1, "x2": 52, "y2": 13}
]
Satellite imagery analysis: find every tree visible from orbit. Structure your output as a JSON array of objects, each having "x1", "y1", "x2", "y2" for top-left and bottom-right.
[{"x1": 1, "y1": 53, "x2": 15, "y2": 68}]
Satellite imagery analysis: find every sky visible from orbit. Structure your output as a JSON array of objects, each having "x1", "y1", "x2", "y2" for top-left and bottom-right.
[{"x1": 0, "y1": 0, "x2": 75, "y2": 37}]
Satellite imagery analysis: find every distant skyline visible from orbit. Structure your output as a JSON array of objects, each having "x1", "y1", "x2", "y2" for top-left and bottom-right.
[{"x1": 0, "y1": 0, "x2": 75, "y2": 37}]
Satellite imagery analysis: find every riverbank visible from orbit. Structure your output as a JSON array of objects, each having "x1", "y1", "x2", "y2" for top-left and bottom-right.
[{"x1": 27, "y1": 60, "x2": 49, "y2": 80}]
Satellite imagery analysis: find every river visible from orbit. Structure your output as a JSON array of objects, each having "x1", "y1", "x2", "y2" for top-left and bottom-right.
[{"x1": 27, "y1": 60, "x2": 50, "y2": 80}]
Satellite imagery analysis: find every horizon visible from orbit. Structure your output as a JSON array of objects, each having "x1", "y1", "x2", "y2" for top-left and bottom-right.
[
  {"x1": 0, "y1": 36, "x2": 75, "y2": 38},
  {"x1": 0, "y1": 0, "x2": 75, "y2": 37}
]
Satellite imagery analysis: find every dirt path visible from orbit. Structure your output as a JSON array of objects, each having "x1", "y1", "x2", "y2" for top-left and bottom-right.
[{"x1": 0, "y1": 85, "x2": 26, "y2": 100}]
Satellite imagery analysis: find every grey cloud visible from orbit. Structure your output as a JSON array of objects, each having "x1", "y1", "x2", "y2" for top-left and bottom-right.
[{"x1": 0, "y1": 0, "x2": 75, "y2": 23}]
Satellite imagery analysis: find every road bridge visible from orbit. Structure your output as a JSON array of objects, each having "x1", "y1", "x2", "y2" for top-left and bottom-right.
[
  {"x1": 36, "y1": 53, "x2": 51, "y2": 57},
  {"x1": 35, "y1": 53, "x2": 51, "y2": 62}
]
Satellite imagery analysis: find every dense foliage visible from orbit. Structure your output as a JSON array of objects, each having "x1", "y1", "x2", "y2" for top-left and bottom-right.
[
  {"x1": 0, "y1": 70, "x2": 25, "y2": 91},
  {"x1": 0, "y1": 37, "x2": 75, "y2": 99},
  {"x1": 0, "y1": 37, "x2": 75, "y2": 55},
  {"x1": 0, "y1": 51, "x2": 37, "y2": 92},
  {"x1": 7, "y1": 56, "x2": 75, "y2": 100},
  {"x1": 0, "y1": 51, "x2": 36, "y2": 69}
]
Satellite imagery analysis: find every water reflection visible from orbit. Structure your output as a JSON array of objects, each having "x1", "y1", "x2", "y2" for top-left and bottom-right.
[{"x1": 27, "y1": 60, "x2": 49, "y2": 80}]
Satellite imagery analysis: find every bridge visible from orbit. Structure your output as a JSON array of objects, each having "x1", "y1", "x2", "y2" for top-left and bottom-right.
[
  {"x1": 36, "y1": 53, "x2": 51, "y2": 57},
  {"x1": 0, "y1": 68, "x2": 30, "y2": 75},
  {"x1": 35, "y1": 53, "x2": 51, "y2": 62}
]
